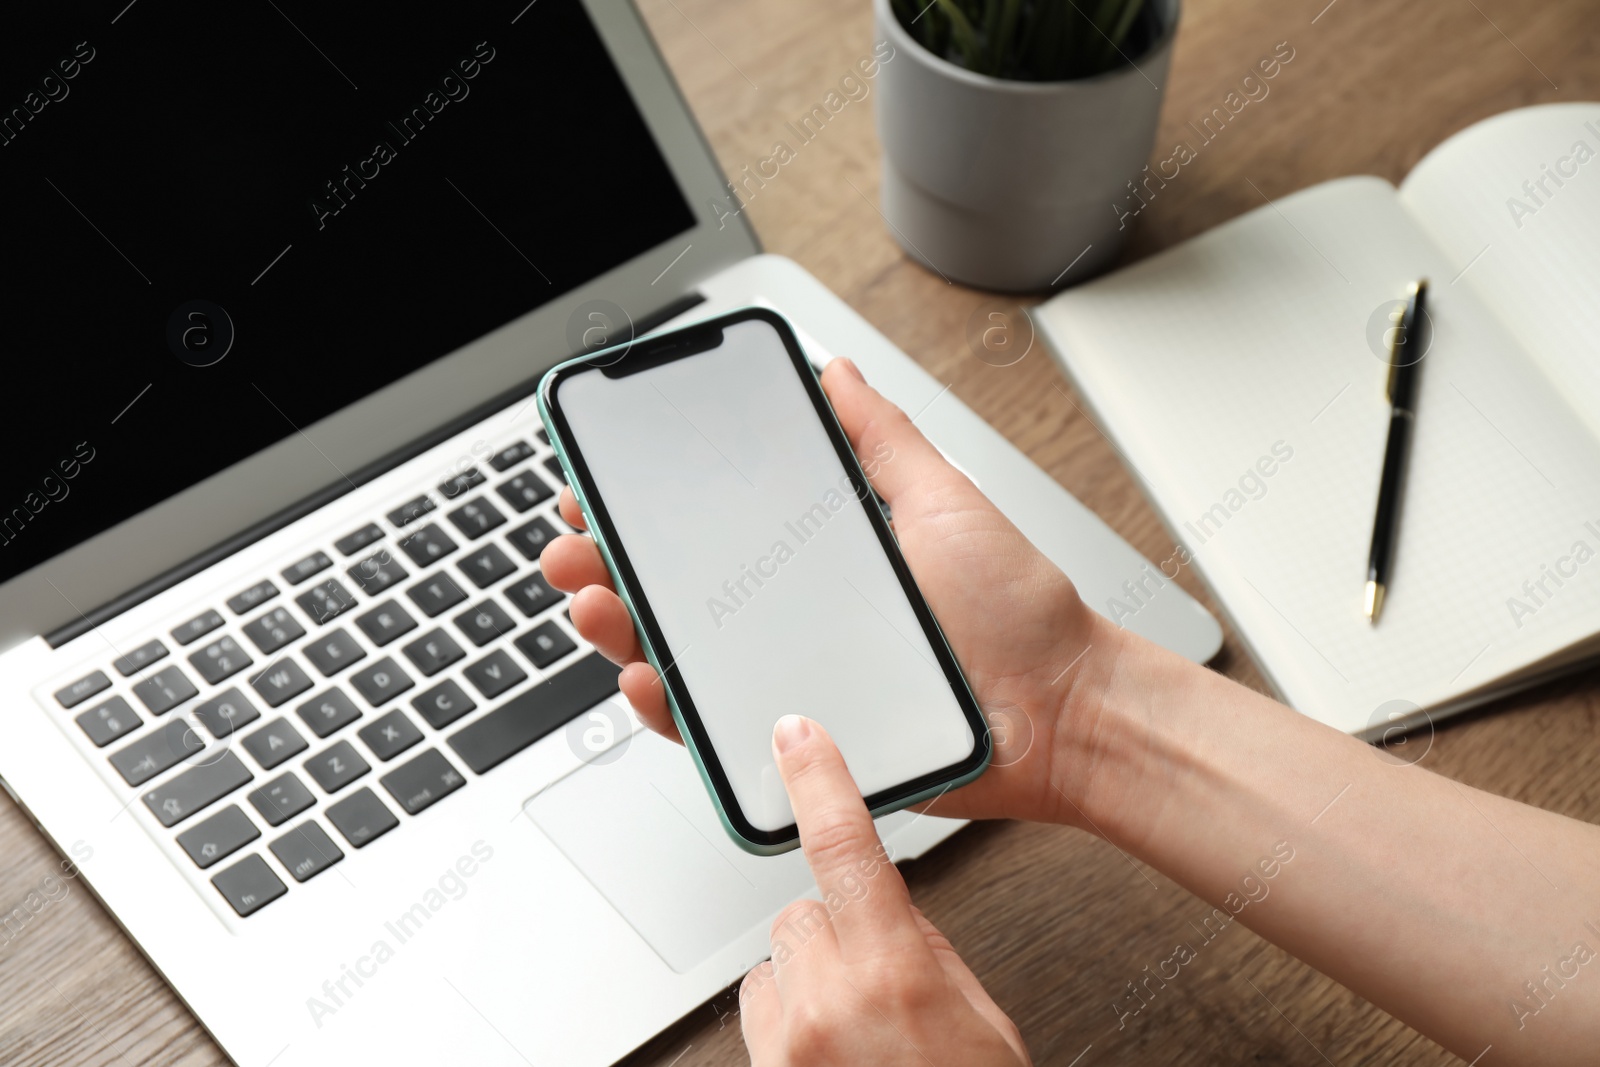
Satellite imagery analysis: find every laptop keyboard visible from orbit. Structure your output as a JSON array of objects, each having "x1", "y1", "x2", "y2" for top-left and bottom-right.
[{"x1": 49, "y1": 429, "x2": 618, "y2": 920}]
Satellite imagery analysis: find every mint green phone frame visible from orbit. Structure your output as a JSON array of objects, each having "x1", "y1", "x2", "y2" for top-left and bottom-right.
[{"x1": 536, "y1": 306, "x2": 990, "y2": 855}]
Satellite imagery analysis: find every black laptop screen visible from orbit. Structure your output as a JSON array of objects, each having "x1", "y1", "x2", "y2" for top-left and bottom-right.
[{"x1": 0, "y1": 1, "x2": 695, "y2": 587}]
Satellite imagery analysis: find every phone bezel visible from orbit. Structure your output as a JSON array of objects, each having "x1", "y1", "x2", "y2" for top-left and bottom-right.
[{"x1": 539, "y1": 306, "x2": 990, "y2": 851}]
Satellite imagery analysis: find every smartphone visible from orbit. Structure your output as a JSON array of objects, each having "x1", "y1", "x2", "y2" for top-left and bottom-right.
[{"x1": 537, "y1": 307, "x2": 989, "y2": 854}]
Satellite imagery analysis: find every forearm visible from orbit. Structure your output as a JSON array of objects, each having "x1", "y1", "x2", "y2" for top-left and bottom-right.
[{"x1": 1069, "y1": 615, "x2": 1600, "y2": 1064}]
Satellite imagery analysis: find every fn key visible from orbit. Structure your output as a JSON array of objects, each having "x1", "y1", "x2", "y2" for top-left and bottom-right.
[
  {"x1": 212, "y1": 854, "x2": 286, "y2": 917},
  {"x1": 380, "y1": 749, "x2": 465, "y2": 815}
]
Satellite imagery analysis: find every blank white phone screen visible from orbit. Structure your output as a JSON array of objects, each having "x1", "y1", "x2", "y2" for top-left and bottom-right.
[{"x1": 557, "y1": 318, "x2": 976, "y2": 833}]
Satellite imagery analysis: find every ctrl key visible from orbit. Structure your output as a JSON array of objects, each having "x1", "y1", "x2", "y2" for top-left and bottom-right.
[
  {"x1": 212, "y1": 854, "x2": 286, "y2": 917},
  {"x1": 270, "y1": 820, "x2": 344, "y2": 883}
]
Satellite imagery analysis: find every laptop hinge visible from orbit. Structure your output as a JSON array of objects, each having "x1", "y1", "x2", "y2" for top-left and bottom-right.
[{"x1": 45, "y1": 291, "x2": 707, "y2": 648}]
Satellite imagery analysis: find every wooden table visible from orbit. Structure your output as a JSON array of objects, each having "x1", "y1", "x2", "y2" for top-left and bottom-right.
[{"x1": 4, "y1": 0, "x2": 1597, "y2": 1063}]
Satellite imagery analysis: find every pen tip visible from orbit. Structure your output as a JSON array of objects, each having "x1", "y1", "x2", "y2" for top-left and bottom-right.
[{"x1": 1365, "y1": 580, "x2": 1385, "y2": 624}]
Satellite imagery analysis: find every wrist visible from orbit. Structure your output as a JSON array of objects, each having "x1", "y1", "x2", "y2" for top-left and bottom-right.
[
  {"x1": 1039, "y1": 609, "x2": 1134, "y2": 831},
  {"x1": 1041, "y1": 610, "x2": 1207, "y2": 846},
  {"x1": 1045, "y1": 611, "x2": 1326, "y2": 856}
]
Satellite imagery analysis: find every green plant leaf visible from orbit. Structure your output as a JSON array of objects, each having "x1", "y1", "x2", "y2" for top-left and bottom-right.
[
  {"x1": 993, "y1": 0, "x2": 1022, "y2": 77},
  {"x1": 891, "y1": 0, "x2": 1149, "y2": 81},
  {"x1": 1099, "y1": 0, "x2": 1147, "y2": 69},
  {"x1": 933, "y1": 0, "x2": 983, "y2": 69}
]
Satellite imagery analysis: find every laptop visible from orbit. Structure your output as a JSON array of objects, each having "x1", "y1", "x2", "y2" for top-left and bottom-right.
[{"x1": 0, "y1": 2, "x2": 1222, "y2": 1064}]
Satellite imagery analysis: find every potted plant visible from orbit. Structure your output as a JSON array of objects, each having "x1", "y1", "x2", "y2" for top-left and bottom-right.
[{"x1": 876, "y1": 0, "x2": 1179, "y2": 291}]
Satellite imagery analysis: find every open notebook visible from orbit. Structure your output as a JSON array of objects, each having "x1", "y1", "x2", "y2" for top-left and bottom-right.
[{"x1": 1038, "y1": 102, "x2": 1600, "y2": 736}]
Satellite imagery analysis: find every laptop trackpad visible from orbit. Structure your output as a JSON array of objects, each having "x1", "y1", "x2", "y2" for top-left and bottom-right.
[{"x1": 523, "y1": 729, "x2": 819, "y2": 974}]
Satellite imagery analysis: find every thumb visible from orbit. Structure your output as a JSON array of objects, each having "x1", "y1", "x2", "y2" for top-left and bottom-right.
[{"x1": 819, "y1": 359, "x2": 990, "y2": 524}]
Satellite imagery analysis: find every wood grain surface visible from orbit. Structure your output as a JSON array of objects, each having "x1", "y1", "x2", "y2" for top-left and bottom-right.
[{"x1": 3, "y1": 0, "x2": 1597, "y2": 1064}]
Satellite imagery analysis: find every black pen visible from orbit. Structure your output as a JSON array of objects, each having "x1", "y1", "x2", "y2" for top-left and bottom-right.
[{"x1": 1366, "y1": 279, "x2": 1428, "y2": 624}]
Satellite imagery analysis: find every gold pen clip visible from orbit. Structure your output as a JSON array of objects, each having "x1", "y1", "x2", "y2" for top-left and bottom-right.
[
  {"x1": 1383, "y1": 280, "x2": 1426, "y2": 402},
  {"x1": 1384, "y1": 299, "x2": 1407, "y2": 402}
]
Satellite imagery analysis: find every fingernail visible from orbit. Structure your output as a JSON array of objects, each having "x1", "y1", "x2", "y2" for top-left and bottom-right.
[
  {"x1": 833, "y1": 357, "x2": 865, "y2": 383},
  {"x1": 773, "y1": 714, "x2": 811, "y2": 754}
]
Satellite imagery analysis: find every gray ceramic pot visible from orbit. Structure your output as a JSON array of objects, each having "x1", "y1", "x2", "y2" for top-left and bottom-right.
[{"x1": 874, "y1": 0, "x2": 1179, "y2": 291}]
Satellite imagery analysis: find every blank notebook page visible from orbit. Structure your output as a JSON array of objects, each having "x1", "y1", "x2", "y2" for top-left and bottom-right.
[
  {"x1": 1401, "y1": 102, "x2": 1600, "y2": 438},
  {"x1": 1040, "y1": 176, "x2": 1600, "y2": 731}
]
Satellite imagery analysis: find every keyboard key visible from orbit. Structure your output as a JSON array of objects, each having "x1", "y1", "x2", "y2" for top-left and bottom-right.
[
  {"x1": 250, "y1": 658, "x2": 314, "y2": 707},
  {"x1": 193, "y1": 687, "x2": 261, "y2": 738},
  {"x1": 241, "y1": 717, "x2": 309, "y2": 769},
  {"x1": 506, "y1": 516, "x2": 560, "y2": 561},
  {"x1": 325, "y1": 787, "x2": 399, "y2": 848},
  {"x1": 535, "y1": 428, "x2": 550, "y2": 446},
  {"x1": 358, "y1": 709, "x2": 423, "y2": 762},
  {"x1": 177, "y1": 804, "x2": 260, "y2": 869},
  {"x1": 489, "y1": 440, "x2": 534, "y2": 472},
  {"x1": 438, "y1": 467, "x2": 487, "y2": 499},
  {"x1": 110, "y1": 719, "x2": 205, "y2": 786},
  {"x1": 283, "y1": 551, "x2": 333, "y2": 585},
  {"x1": 449, "y1": 652, "x2": 619, "y2": 774},
  {"x1": 412, "y1": 679, "x2": 476, "y2": 729},
  {"x1": 454, "y1": 599, "x2": 515, "y2": 647},
  {"x1": 380, "y1": 748, "x2": 466, "y2": 815},
  {"x1": 407, "y1": 573, "x2": 467, "y2": 617},
  {"x1": 462, "y1": 649, "x2": 526, "y2": 700},
  {"x1": 304, "y1": 740, "x2": 370, "y2": 794},
  {"x1": 398, "y1": 523, "x2": 457, "y2": 567},
  {"x1": 143, "y1": 750, "x2": 252, "y2": 827},
  {"x1": 447, "y1": 497, "x2": 506, "y2": 539},
  {"x1": 55, "y1": 670, "x2": 110, "y2": 709},
  {"x1": 505, "y1": 572, "x2": 562, "y2": 618},
  {"x1": 132, "y1": 667, "x2": 198, "y2": 715},
  {"x1": 303, "y1": 627, "x2": 367, "y2": 677},
  {"x1": 296, "y1": 688, "x2": 363, "y2": 738},
  {"x1": 212, "y1": 854, "x2": 286, "y2": 916},
  {"x1": 242, "y1": 606, "x2": 305, "y2": 655},
  {"x1": 458, "y1": 544, "x2": 517, "y2": 589},
  {"x1": 401, "y1": 629, "x2": 464, "y2": 676},
  {"x1": 75, "y1": 695, "x2": 141, "y2": 747},
  {"x1": 334, "y1": 522, "x2": 385, "y2": 556},
  {"x1": 270, "y1": 821, "x2": 344, "y2": 883},
  {"x1": 113, "y1": 639, "x2": 168, "y2": 676},
  {"x1": 296, "y1": 579, "x2": 357, "y2": 625},
  {"x1": 350, "y1": 657, "x2": 414, "y2": 706},
  {"x1": 189, "y1": 635, "x2": 253, "y2": 685},
  {"x1": 544, "y1": 455, "x2": 565, "y2": 482},
  {"x1": 171, "y1": 609, "x2": 224, "y2": 646},
  {"x1": 227, "y1": 579, "x2": 278, "y2": 615},
  {"x1": 355, "y1": 600, "x2": 417, "y2": 646},
  {"x1": 515, "y1": 621, "x2": 577, "y2": 670},
  {"x1": 248, "y1": 772, "x2": 316, "y2": 826},
  {"x1": 346, "y1": 551, "x2": 408, "y2": 595},
  {"x1": 496, "y1": 471, "x2": 554, "y2": 513},
  {"x1": 387, "y1": 494, "x2": 436, "y2": 528}
]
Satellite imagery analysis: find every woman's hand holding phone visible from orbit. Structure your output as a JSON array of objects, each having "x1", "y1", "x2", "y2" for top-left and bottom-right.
[
  {"x1": 541, "y1": 357, "x2": 1126, "y2": 833},
  {"x1": 542, "y1": 356, "x2": 1130, "y2": 1063}
]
